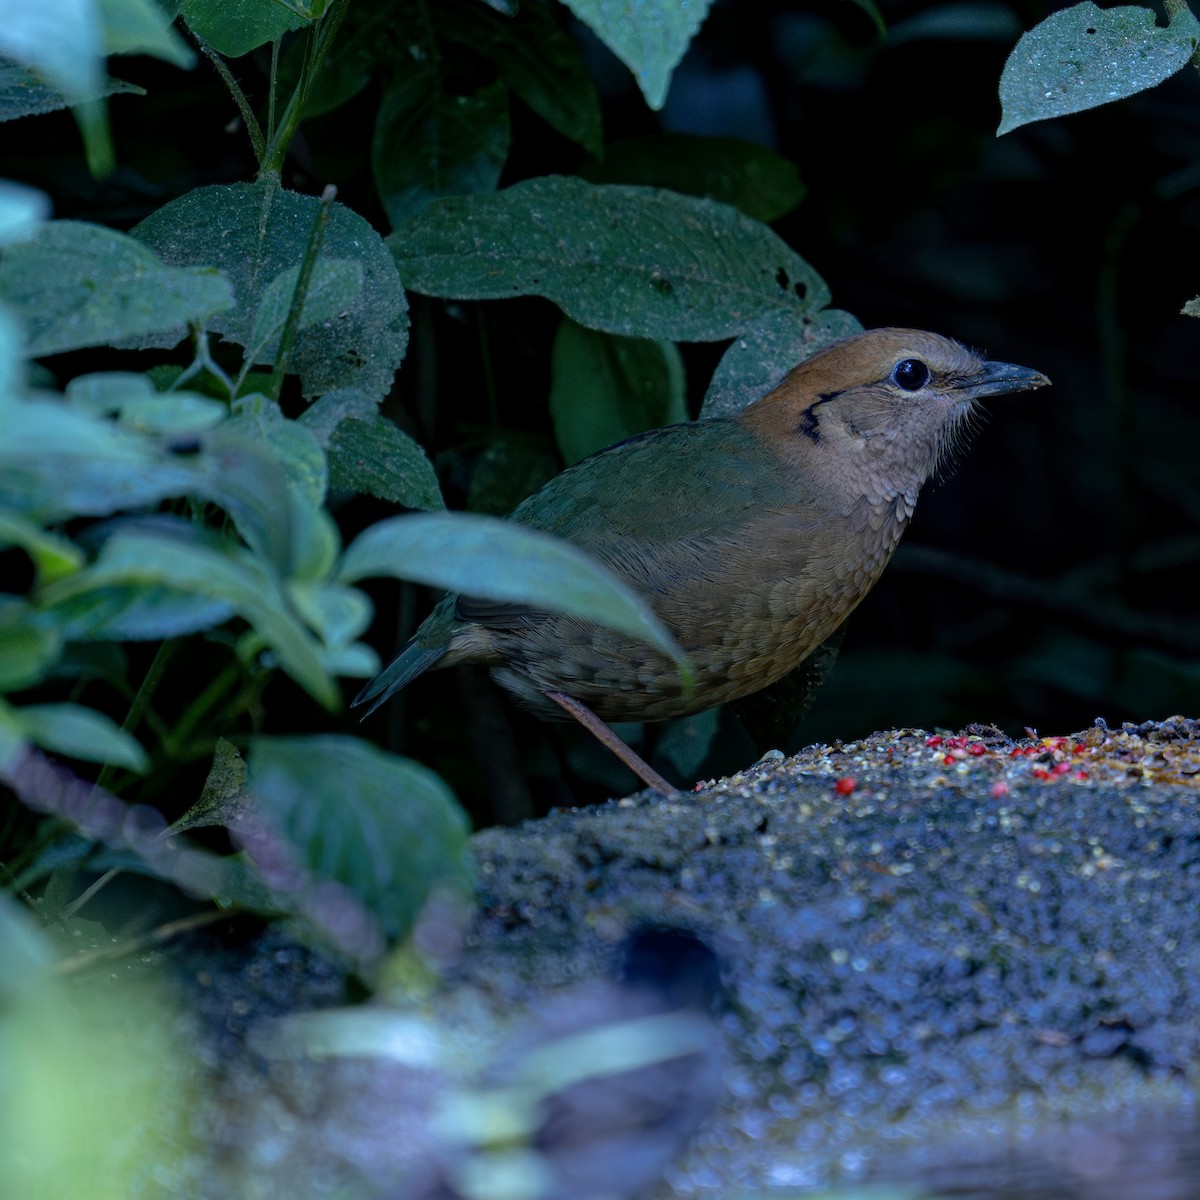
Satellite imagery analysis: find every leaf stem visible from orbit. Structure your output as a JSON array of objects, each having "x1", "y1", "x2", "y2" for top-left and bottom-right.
[
  {"x1": 93, "y1": 639, "x2": 175, "y2": 796},
  {"x1": 191, "y1": 33, "x2": 268, "y2": 167},
  {"x1": 266, "y1": 183, "x2": 338, "y2": 401}
]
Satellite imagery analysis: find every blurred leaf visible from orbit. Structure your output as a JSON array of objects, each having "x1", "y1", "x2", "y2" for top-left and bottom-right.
[
  {"x1": 287, "y1": 580, "x2": 373, "y2": 652},
  {"x1": 338, "y1": 511, "x2": 689, "y2": 672},
  {"x1": 99, "y1": 0, "x2": 195, "y2": 65},
  {"x1": 391, "y1": 177, "x2": 828, "y2": 341},
  {"x1": 373, "y1": 75, "x2": 510, "y2": 228},
  {"x1": 437, "y1": 0, "x2": 603, "y2": 157},
  {"x1": 45, "y1": 581, "x2": 236, "y2": 641},
  {"x1": 66, "y1": 371, "x2": 227, "y2": 433},
  {"x1": 0, "y1": 0, "x2": 103, "y2": 112},
  {"x1": 0, "y1": 510, "x2": 84, "y2": 583},
  {"x1": 181, "y1": 0, "x2": 303, "y2": 57},
  {"x1": 326, "y1": 414, "x2": 445, "y2": 510},
  {"x1": 3, "y1": 701, "x2": 149, "y2": 771},
  {"x1": 998, "y1": 2, "x2": 1200, "y2": 135},
  {"x1": 0, "y1": 61, "x2": 143, "y2": 123},
  {"x1": 0, "y1": 221, "x2": 234, "y2": 355},
  {"x1": 248, "y1": 735, "x2": 472, "y2": 942},
  {"x1": 467, "y1": 431, "x2": 558, "y2": 516},
  {"x1": 889, "y1": 2, "x2": 1021, "y2": 44},
  {"x1": 246, "y1": 258, "x2": 364, "y2": 364},
  {"x1": 42, "y1": 528, "x2": 338, "y2": 707},
  {"x1": 0, "y1": 179, "x2": 49, "y2": 243},
  {"x1": 563, "y1": 0, "x2": 714, "y2": 109},
  {"x1": 0, "y1": 392, "x2": 198, "y2": 521},
  {"x1": 0, "y1": 599, "x2": 61, "y2": 690},
  {"x1": 227, "y1": 402, "x2": 328, "y2": 508},
  {"x1": 0, "y1": 901, "x2": 194, "y2": 1198},
  {"x1": 702, "y1": 308, "x2": 862, "y2": 418},
  {"x1": 549, "y1": 318, "x2": 686, "y2": 465},
  {"x1": 580, "y1": 134, "x2": 805, "y2": 222},
  {"x1": 1182, "y1": 296, "x2": 1200, "y2": 317},
  {"x1": 134, "y1": 179, "x2": 409, "y2": 401}
]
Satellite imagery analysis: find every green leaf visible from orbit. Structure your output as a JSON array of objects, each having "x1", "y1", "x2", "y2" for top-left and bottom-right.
[
  {"x1": 390, "y1": 176, "x2": 828, "y2": 341},
  {"x1": 466, "y1": 431, "x2": 558, "y2": 516},
  {"x1": 0, "y1": 392, "x2": 198, "y2": 521},
  {"x1": 324, "y1": 412, "x2": 444, "y2": 510},
  {"x1": 0, "y1": 0, "x2": 103, "y2": 111},
  {"x1": 65, "y1": 371, "x2": 227, "y2": 433},
  {"x1": 134, "y1": 179, "x2": 409, "y2": 401},
  {"x1": 0, "y1": 180, "x2": 49, "y2": 245},
  {"x1": 998, "y1": 2, "x2": 1200, "y2": 135},
  {"x1": 337, "y1": 511, "x2": 688, "y2": 671},
  {"x1": 246, "y1": 258, "x2": 365, "y2": 364},
  {"x1": 42, "y1": 528, "x2": 338, "y2": 707},
  {"x1": 248, "y1": 735, "x2": 471, "y2": 942},
  {"x1": 0, "y1": 61, "x2": 142, "y2": 124},
  {"x1": 579, "y1": 134, "x2": 806, "y2": 222},
  {"x1": 287, "y1": 580, "x2": 372, "y2": 654},
  {"x1": 7, "y1": 701, "x2": 149, "y2": 771},
  {"x1": 562, "y1": 0, "x2": 715, "y2": 109},
  {"x1": 549, "y1": 318, "x2": 686, "y2": 465},
  {"x1": 0, "y1": 599, "x2": 62, "y2": 691},
  {"x1": 181, "y1": 0, "x2": 303, "y2": 57},
  {"x1": 0, "y1": 221, "x2": 234, "y2": 356},
  {"x1": 0, "y1": 510, "x2": 84, "y2": 584},
  {"x1": 99, "y1": 0, "x2": 195, "y2": 66},
  {"x1": 44, "y1": 580, "x2": 236, "y2": 642},
  {"x1": 373, "y1": 76, "x2": 510, "y2": 228},
  {"x1": 436, "y1": 0, "x2": 603, "y2": 157},
  {"x1": 702, "y1": 308, "x2": 863, "y2": 419}
]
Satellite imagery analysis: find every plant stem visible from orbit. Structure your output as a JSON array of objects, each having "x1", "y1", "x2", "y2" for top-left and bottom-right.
[
  {"x1": 260, "y1": 0, "x2": 351, "y2": 175},
  {"x1": 192, "y1": 33, "x2": 268, "y2": 167},
  {"x1": 265, "y1": 183, "x2": 337, "y2": 401},
  {"x1": 1162, "y1": 0, "x2": 1200, "y2": 70},
  {"x1": 92, "y1": 639, "x2": 175, "y2": 797}
]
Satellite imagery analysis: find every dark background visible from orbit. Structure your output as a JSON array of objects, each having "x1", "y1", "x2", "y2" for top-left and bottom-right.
[{"x1": 5, "y1": 0, "x2": 1198, "y2": 820}]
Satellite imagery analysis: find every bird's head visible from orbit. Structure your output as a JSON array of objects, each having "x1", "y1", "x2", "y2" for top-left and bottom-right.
[{"x1": 742, "y1": 327, "x2": 1050, "y2": 501}]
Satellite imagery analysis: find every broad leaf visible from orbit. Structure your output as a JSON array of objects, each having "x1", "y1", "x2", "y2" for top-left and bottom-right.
[
  {"x1": 42, "y1": 528, "x2": 338, "y2": 707},
  {"x1": 99, "y1": 0, "x2": 194, "y2": 65},
  {"x1": 549, "y1": 319, "x2": 686, "y2": 465},
  {"x1": 337, "y1": 511, "x2": 688, "y2": 672},
  {"x1": 437, "y1": 0, "x2": 603, "y2": 157},
  {"x1": 580, "y1": 134, "x2": 806, "y2": 223},
  {"x1": 390, "y1": 176, "x2": 828, "y2": 341},
  {"x1": 998, "y1": 2, "x2": 1200, "y2": 135},
  {"x1": 0, "y1": 0, "x2": 102, "y2": 109},
  {"x1": 326, "y1": 414, "x2": 444, "y2": 510},
  {"x1": 0, "y1": 60, "x2": 142, "y2": 124},
  {"x1": 563, "y1": 0, "x2": 715, "y2": 109},
  {"x1": 248, "y1": 735, "x2": 471, "y2": 942},
  {"x1": 246, "y1": 258, "x2": 364, "y2": 364},
  {"x1": 373, "y1": 75, "x2": 510, "y2": 227},
  {"x1": 5, "y1": 701, "x2": 149, "y2": 771},
  {"x1": 181, "y1": 0, "x2": 303, "y2": 57},
  {"x1": 0, "y1": 222, "x2": 233, "y2": 355},
  {"x1": 65, "y1": 372, "x2": 226, "y2": 433},
  {"x1": 0, "y1": 511, "x2": 83, "y2": 584},
  {"x1": 702, "y1": 308, "x2": 862, "y2": 418},
  {"x1": 0, "y1": 600, "x2": 62, "y2": 691},
  {"x1": 134, "y1": 180, "x2": 409, "y2": 401}
]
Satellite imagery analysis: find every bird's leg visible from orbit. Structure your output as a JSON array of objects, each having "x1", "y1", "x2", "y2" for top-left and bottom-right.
[{"x1": 543, "y1": 689, "x2": 677, "y2": 797}]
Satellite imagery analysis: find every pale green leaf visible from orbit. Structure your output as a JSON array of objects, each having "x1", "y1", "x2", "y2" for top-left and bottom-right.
[
  {"x1": 562, "y1": 0, "x2": 715, "y2": 109},
  {"x1": 0, "y1": 221, "x2": 234, "y2": 355},
  {"x1": 11, "y1": 702, "x2": 149, "y2": 771},
  {"x1": 247, "y1": 258, "x2": 364, "y2": 364},
  {"x1": 181, "y1": 0, "x2": 303, "y2": 57},
  {"x1": 337, "y1": 511, "x2": 688, "y2": 671},
  {"x1": 998, "y1": 2, "x2": 1200, "y2": 135}
]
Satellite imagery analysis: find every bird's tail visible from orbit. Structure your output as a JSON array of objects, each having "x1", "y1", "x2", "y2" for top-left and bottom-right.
[{"x1": 352, "y1": 639, "x2": 448, "y2": 717}]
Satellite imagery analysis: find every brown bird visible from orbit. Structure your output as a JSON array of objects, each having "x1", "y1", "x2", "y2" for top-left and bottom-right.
[{"x1": 355, "y1": 328, "x2": 1049, "y2": 794}]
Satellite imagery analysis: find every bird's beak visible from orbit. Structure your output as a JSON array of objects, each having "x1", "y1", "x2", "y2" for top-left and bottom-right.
[{"x1": 961, "y1": 361, "x2": 1051, "y2": 400}]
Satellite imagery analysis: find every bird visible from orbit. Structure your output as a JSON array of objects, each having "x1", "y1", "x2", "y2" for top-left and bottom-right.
[{"x1": 354, "y1": 328, "x2": 1049, "y2": 794}]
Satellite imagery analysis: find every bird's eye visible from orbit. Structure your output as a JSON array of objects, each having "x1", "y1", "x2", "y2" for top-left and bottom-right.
[{"x1": 891, "y1": 359, "x2": 930, "y2": 391}]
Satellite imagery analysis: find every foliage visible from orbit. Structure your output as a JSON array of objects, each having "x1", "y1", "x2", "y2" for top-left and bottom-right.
[
  {"x1": 0, "y1": 0, "x2": 840, "y2": 964},
  {"x1": 2, "y1": 0, "x2": 1200, "y2": 973}
]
